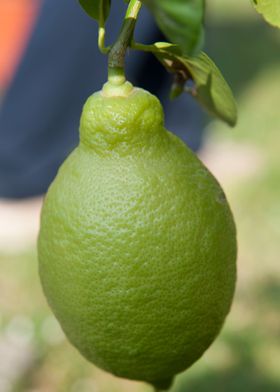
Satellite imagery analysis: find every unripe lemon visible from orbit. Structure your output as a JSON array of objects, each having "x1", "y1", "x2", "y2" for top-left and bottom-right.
[{"x1": 38, "y1": 81, "x2": 236, "y2": 390}]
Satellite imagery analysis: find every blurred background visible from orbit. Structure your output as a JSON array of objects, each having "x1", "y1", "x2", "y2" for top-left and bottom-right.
[{"x1": 0, "y1": 0, "x2": 280, "y2": 391}]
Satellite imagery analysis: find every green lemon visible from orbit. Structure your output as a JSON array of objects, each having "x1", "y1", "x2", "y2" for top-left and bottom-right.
[{"x1": 38, "y1": 80, "x2": 236, "y2": 390}]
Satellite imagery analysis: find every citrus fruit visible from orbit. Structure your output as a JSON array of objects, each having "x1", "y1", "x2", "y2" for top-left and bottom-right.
[{"x1": 38, "y1": 80, "x2": 236, "y2": 390}]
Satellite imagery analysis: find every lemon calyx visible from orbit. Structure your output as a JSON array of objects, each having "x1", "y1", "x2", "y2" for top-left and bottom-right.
[{"x1": 102, "y1": 79, "x2": 134, "y2": 98}]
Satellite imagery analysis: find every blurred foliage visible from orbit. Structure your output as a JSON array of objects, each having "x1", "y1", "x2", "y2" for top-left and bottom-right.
[{"x1": 1, "y1": 0, "x2": 280, "y2": 391}]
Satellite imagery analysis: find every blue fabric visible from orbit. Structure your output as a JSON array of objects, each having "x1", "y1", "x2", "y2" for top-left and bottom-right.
[{"x1": 0, "y1": 0, "x2": 203, "y2": 198}]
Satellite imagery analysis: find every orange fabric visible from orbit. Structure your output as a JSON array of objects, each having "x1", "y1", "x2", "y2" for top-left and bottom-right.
[{"x1": 0, "y1": 0, "x2": 39, "y2": 88}]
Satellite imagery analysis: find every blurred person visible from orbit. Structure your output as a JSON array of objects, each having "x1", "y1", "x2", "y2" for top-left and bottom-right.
[
  {"x1": 0, "y1": 0, "x2": 39, "y2": 89},
  {"x1": 0, "y1": 0, "x2": 203, "y2": 199}
]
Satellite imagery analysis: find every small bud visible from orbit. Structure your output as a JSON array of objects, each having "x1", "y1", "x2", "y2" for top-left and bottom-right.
[{"x1": 170, "y1": 82, "x2": 184, "y2": 100}]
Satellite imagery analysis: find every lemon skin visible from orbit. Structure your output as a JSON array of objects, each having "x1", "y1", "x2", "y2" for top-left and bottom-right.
[{"x1": 38, "y1": 85, "x2": 236, "y2": 389}]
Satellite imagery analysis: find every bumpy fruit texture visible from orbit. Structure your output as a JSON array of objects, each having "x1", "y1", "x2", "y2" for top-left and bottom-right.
[{"x1": 38, "y1": 81, "x2": 236, "y2": 389}]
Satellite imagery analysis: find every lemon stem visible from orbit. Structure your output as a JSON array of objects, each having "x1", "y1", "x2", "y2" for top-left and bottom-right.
[
  {"x1": 98, "y1": 1, "x2": 111, "y2": 54},
  {"x1": 131, "y1": 41, "x2": 157, "y2": 53},
  {"x1": 98, "y1": 26, "x2": 110, "y2": 54},
  {"x1": 108, "y1": 0, "x2": 142, "y2": 84}
]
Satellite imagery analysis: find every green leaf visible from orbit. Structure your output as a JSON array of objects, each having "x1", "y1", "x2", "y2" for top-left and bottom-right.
[
  {"x1": 142, "y1": 0, "x2": 205, "y2": 55},
  {"x1": 153, "y1": 47, "x2": 237, "y2": 126},
  {"x1": 184, "y1": 53, "x2": 237, "y2": 126},
  {"x1": 252, "y1": 0, "x2": 280, "y2": 28},
  {"x1": 79, "y1": 0, "x2": 111, "y2": 22}
]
